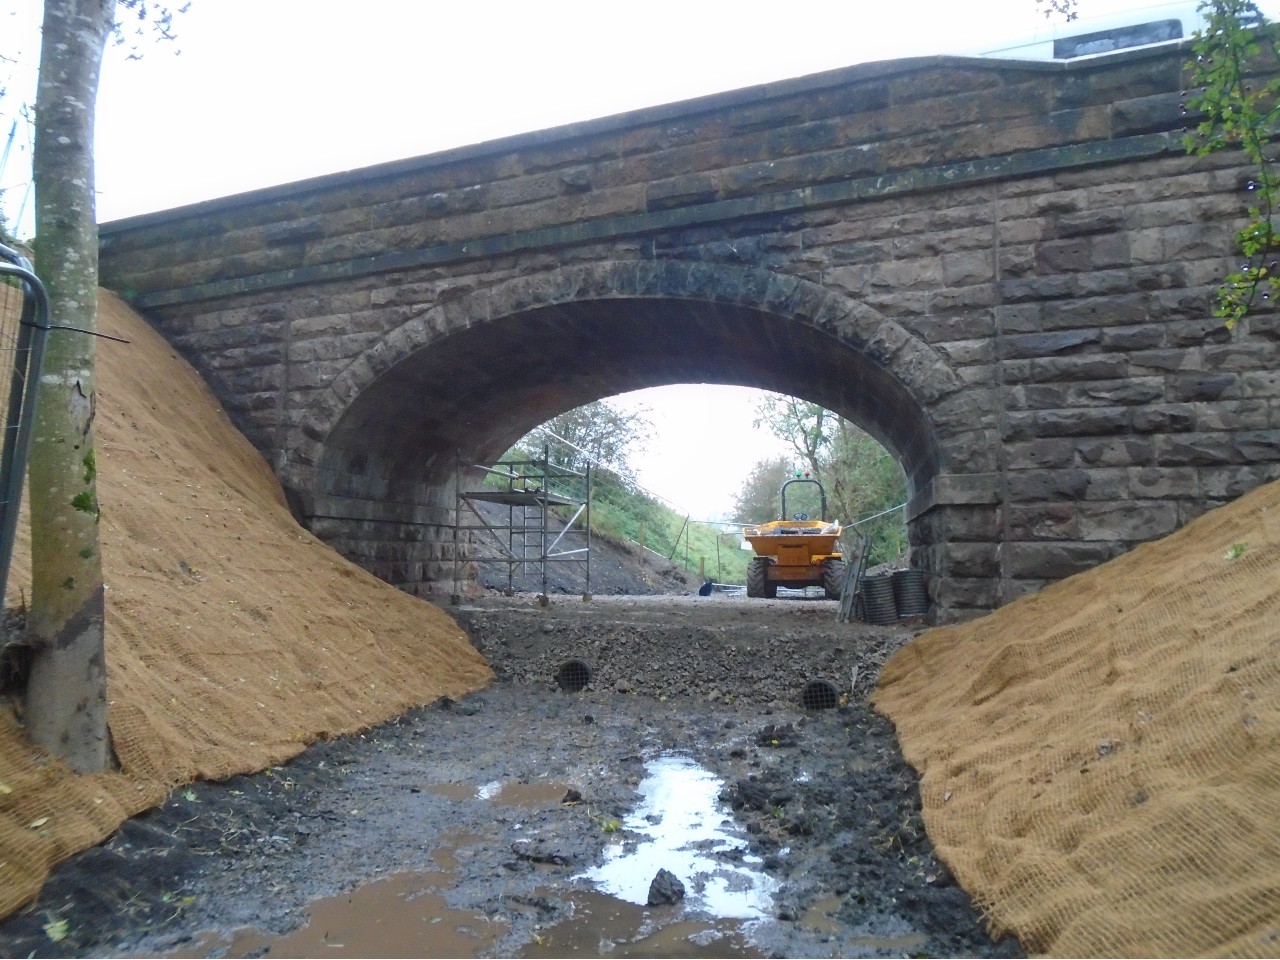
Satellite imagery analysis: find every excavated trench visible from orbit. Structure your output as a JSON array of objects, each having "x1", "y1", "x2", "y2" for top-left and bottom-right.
[{"x1": 0, "y1": 595, "x2": 1023, "y2": 959}]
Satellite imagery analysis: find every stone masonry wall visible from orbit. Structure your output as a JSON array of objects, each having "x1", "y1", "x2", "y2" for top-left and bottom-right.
[{"x1": 99, "y1": 44, "x2": 1280, "y2": 617}]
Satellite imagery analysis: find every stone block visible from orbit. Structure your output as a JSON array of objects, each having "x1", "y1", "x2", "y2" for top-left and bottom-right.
[
  {"x1": 998, "y1": 275, "x2": 1076, "y2": 303},
  {"x1": 1194, "y1": 400, "x2": 1271, "y2": 431},
  {"x1": 1006, "y1": 383, "x2": 1068, "y2": 410},
  {"x1": 1199, "y1": 462, "x2": 1280, "y2": 499},
  {"x1": 998, "y1": 245, "x2": 1038, "y2": 278},
  {"x1": 998, "y1": 540, "x2": 1115, "y2": 579},
  {"x1": 1027, "y1": 354, "x2": 1130, "y2": 382},
  {"x1": 1075, "y1": 268, "x2": 1145, "y2": 297},
  {"x1": 935, "y1": 339, "x2": 994, "y2": 368},
  {"x1": 1235, "y1": 430, "x2": 1280, "y2": 461},
  {"x1": 931, "y1": 576, "x2": 1001, "y2": 612},
  {"x1": 1131, "y1": 404, "x2": 1196, "y2": 434},
  {"x1": 1003, "y1": 407, "x2": 1130, "y2": 441},
  {"x1": 944, "y1": 542, "x2": 1000, "y2": 578},
  {"x1": 1068, "y1": 378, "x2": 1164, "y2": 406},
  {"x1": 1127, "y1": 227, "x2": 1164, "y2": 265},
  {"x1": 997, "y1": 577, "x2": 1051, "y2": 606},
  {"x1": 646, "y1": 173, "x2": 720, "y2": 210},
  {"x1": 1076, "y1": 467, "x2": 1129, "y2": 501},
  {"x1": 920, "y1": 472, "x2": 1001, "y2": 507},
  {"x1": 930, "y1": 285, "x2": 999, "y2": 312},
  {"x1": 1171, "y1": 373, "x2": 1239, "y2": 402},
  {"x1": 221, "y1": 366, "x2": 286, "y2": 396},
  {"x1": 941, "y1": 505, "x2": 1002, "y2": 542},
  {"x1": 929, "y1": 390, "x2": 1000, "y2": 436},
  {"x1": 895, "y1": 226, "x2": 993, "y2": 259},
  {"x1": 1203, "y1": 343, "x2": 1279, "y2": 372},
  {"x1": 941, "y1": 251, "x2": 996, "y2": 287},
  {"x1": 1100, "y1": 325, "x2": 1164, "y2": 351},
  {"x1": 1005, "y1": 467, "x2": 1093, "y2": 502},
  {"x1": 1246, "y1": 311, "x2": 1280, "y2": 340},
  {"x1": 1155, "y1": 433, "x2": 1243, "y2": 466},
  {"x1": 1055, "y1": 208, "x2": 1125, "y2": 237},
  {"x1": 1111, "y1": 91, "x2": 1184, "y2": 136},
  {"x1": 1005, "y1": 438, "x2": 1077, "y2": 469},
  {"x1": 1088, "y1": 233, "x2": 1132, "y2": 270},
  {"x1": 1076, "y1": 500, "x2": 1180, "y2": 542},
  {"x1": 997, "y1": 328, "x2": 1102, "y2": 360},
  {"x1": 1075, "y1": 437, "x2": 1154, "y2": 467},
  {"x1": 1040, "y1": 293, "x2": 1148, "y2": 330},
  {"x1": 823, "y1": 265, "x2": 870, "y2": 297},
  {"x1": 823, "y1": 241, "x2": 893, "y2": 266},
  {"x1": 1165, "y1": 317, "x2": 1234, "y2": 347},
  {"x1": 1128, "y1": 467, "x2": 1198, "y2": 499},
  {"x1": 1240, "y1": 370, "x2": 1280, "y2": 398},
  {"x1": 868, "y1": 258, "x2": 944, "y2": 292},
  {"x1": 999, "y1": 358, "x2": 1033, "y2": 383},
  {"x1": 995, "y1": 304, "x2": 1041, "y2": 334},
  {"x1": 1006, "y1": 502, "x2": 1079, "y2": 540}
]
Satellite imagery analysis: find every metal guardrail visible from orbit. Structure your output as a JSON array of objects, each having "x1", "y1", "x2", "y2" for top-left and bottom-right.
[{"x1": 0, "y1": 243, "x2": 50, "y2": 606}]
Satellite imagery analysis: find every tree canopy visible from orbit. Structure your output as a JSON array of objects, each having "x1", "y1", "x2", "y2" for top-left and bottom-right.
[
  {"x1": 737, "y1": 394, "x2": 908, "y2": 564},
  {"x1": 513, "y1": 399, "x2": 652, "y2": 477}
]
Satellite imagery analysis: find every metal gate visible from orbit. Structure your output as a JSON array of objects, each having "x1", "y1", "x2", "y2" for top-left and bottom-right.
[{"x1": 0, "y1": 243, "x2": 50, "y2": 606}]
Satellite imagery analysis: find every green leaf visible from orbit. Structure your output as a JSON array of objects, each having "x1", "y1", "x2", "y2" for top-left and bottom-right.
[{"x1": 43, "y1": 917, "x2": 69, "y2": 943}]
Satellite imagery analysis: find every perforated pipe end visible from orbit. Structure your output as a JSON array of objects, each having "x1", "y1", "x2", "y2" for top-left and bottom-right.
[
  {"x1": 556, "y1": 658, "x2": 592, "y2": 693},
  {"x1": 800, "y1": 678, "x2": 840, "y2": 711}
]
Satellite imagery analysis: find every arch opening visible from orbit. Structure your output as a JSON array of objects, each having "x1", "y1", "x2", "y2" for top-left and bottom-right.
[
  {"x1": 316, "y1": 298, "x2": 941, "y2": 503},
  {"x1": 300, "y1": 288, "x2": 956, "y2": 604}
]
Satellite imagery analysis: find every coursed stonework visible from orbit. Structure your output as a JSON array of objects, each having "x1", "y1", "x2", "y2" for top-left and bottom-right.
[{"x1": 99, "y1": 43, "x2": 1280, "y2": 619}]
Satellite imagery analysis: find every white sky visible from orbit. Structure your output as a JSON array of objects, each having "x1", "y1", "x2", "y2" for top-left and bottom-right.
[{"x1": 0, "y1": 0, "x2": 1255, "y2": 518}]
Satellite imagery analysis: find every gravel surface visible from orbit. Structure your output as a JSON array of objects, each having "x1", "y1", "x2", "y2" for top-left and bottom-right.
[{"x1": 0, "y1": 594, "x2": 1024, "y2": 959}]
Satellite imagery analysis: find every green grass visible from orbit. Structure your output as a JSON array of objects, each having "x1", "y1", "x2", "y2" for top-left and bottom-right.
[{"x1": 586, "y1": 474, "x2": 750, "y2": 584}]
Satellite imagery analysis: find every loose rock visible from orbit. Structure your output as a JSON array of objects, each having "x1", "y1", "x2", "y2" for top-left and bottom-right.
[{"x1": 647, "y1": 868, "x2": 686, "y2": 906}]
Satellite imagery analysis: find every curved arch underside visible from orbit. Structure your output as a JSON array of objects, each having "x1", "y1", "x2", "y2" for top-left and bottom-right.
[{"x1": 320, "y1": 298, "x2": 942, "y2": 500}]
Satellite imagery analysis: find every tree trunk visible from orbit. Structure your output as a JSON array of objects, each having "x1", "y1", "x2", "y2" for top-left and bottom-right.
[{"x1": 26, "y1": 0, "x2": 116, "y2": 773}]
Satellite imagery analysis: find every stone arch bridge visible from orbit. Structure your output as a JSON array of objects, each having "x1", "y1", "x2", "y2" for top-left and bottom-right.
[{"x1": 99, "y1": 43, "x2": 1280, "y2": 620}]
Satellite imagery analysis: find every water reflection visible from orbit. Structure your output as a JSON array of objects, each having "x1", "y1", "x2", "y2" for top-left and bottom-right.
[{"x1": 579, "y1": 754, "x2": 776, "y2": 919}]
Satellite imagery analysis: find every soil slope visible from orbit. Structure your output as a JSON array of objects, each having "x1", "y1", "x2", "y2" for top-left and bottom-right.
[
  {"x1": 0, "y1": 292, "x2": 492, "y2": 919},
  {"x1": 875, "y1": 479, "x2": 1280, "y2": 957}
]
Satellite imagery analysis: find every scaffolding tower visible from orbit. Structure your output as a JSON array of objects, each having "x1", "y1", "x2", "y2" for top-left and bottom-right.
[{"x1": 452, "y1": 446, "x2": 592, "y2": 604}]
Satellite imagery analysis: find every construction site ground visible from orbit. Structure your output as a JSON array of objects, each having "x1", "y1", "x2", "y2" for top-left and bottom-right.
[{"x1": 0, "y1": 594, "x2": 1021, "y2": 959}]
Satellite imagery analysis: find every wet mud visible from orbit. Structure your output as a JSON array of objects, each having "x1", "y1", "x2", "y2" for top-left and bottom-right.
[{"x1": 0, "y1": 595, "x2": 1023, "y2": 959}]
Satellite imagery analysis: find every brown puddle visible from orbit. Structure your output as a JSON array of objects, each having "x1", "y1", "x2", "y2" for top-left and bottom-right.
[
  {"x1": 800, "y1": 894, "x2": 845, "y2": 935},
  {"x1": 430, "y1": 830, "x2": 488, "y2": 871},
  {"x1": 167, "y1": 870, "x2": 504, "y2": 958},
  {"x1": 165, "y1": 833, "x2": 497, "y2": 960},
  {"x1": 520, "y1": 889, "x2": 762, "y2": 958},
  {"x1": 800, "y1": 894, "x2": 928, "y2": 955}
]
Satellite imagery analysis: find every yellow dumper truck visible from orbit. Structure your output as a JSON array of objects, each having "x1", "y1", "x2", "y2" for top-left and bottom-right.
[{"x1": 742, "y1": 477, "x2": 845, "y2": 599}]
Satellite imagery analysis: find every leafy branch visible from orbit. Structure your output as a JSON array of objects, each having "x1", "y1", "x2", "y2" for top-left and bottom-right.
[{"x1": 1184, "y1": 0, "x2": 1280, "y2": 328}]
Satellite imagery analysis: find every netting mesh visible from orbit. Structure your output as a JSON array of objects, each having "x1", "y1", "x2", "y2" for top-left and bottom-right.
[
  {"x1": 0, "y1": 292, "x2": 493, "y2": 919},
  {"x1": 875, "y1": 479, "x2": 1280, "y2": 957}
]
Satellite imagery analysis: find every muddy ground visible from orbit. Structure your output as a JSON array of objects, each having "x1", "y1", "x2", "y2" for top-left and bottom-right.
[{"x1": 0, "y1": 594, "x2": 1023, "y2": 959}]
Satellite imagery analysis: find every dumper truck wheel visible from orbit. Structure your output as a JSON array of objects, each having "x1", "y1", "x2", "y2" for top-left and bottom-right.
[
  {"x1": 747, "y1": 557, "x2": 776, "y2": 598},
  {"x1": 822, "y1": 558, "x2": 846, "y2": 600}
]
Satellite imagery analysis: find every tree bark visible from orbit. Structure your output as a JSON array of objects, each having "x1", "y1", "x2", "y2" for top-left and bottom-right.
[{"x1": 26, "y1": 0, "x2": 116, "y2": 773}]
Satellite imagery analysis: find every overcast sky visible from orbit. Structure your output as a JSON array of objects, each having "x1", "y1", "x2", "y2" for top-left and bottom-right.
[{"x1": 0, "y1": 0, "x2": 1256, "y2": 519}]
